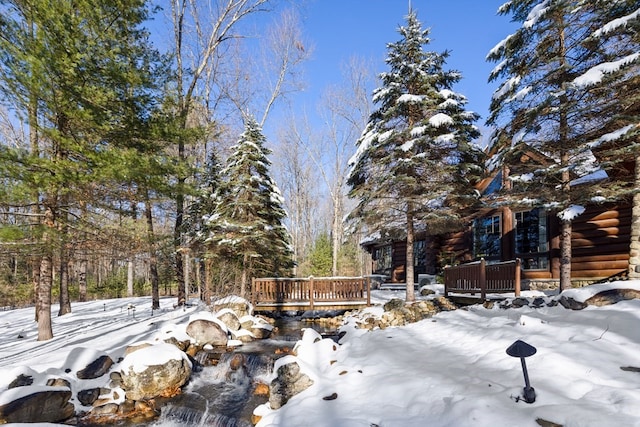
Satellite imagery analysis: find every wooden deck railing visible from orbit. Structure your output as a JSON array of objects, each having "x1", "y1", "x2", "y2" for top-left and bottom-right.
[
  {"x1": 444, "y1": 259, "x2": 521, "y2": 299},
  {"x1": 251, "y1": 276, "x2": 371, "y2": 310}
]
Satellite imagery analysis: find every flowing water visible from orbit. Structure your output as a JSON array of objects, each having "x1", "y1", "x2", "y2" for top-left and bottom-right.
[{"x1": 148, "y1": 317, "x2": 337, "y2": 427}]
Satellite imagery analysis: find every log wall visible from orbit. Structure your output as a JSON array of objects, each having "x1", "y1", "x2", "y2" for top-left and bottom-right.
[
  {"x1": 570, "y1": 203, "x2": 631, "y2": 278},
  {"x1": 438, "y1": 202, "x2": 632, "y2": 280}
]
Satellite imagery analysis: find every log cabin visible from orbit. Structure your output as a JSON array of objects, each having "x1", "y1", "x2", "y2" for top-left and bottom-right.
[{"x1": 362, "y1": 146, "x2": 635, "y2": 290}]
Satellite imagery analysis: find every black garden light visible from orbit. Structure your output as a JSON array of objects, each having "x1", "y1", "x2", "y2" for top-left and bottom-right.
[{"x1": 506, "y1": 339, "x2": 537, "y2": 403}]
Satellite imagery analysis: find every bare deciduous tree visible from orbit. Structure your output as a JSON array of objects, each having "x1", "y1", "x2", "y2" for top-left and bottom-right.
[{"x1": 168, "y1": 1, "x2": 310, "y2": 300}]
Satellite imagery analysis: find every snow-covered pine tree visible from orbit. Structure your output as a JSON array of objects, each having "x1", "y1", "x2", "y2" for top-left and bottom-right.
[
  {"x1": 487, "y1": 0, "x2": 640, "y2": 290},
  {"x1": 580, "y1": 1, "x2": 640, "y2": 278},
  {"x1": 205, "y1": 116, "x2": 293, "y2": 296},
  {"x1": 347, "y1": 10, "x2": 483, "y2": 302},
  {"x1": 184, "y1": 149, "x2": 223, "y2": 300}
]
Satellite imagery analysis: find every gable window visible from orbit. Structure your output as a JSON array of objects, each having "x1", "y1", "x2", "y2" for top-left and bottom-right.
[
  {"x1": 514, "y1": 209, "x2": 549, "y2": 270},
  {"x1": 473, "y1": 214, "x2": 501, "y2": 260},
  {"x1": 483, "y1": 170, "x2": 503, "y2": 196}
]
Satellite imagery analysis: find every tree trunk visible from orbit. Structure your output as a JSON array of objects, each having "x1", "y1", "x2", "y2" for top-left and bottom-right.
[
  {"x1": 32, "y1": 256, "x2": 41, "y2": 320},
  {"x1": 58, "y1": 203, "x2": 71, "y2": 315},
  {"x1": 37, "y1": 204, "x2": 55, "y2": 341},
  {"x1": 175, "y1": 193, "x2": 185, "y2": 306},
  {"x1": 195, "y1": 256, "x2": 201, "y2": 301},
  {"x1": 127, "y1": 258, "x2": 134, "y2": 297},
  {"x1": 240, "y1": 252, "x2": 248, "y2": 298},
  {"x1": 144, "y1": 192, "x2": 160, "y2": 310},
  {"x1": 78, "y1": 256, "x2": 87, "y2": 302},
  {"x1": 57, "y1": 253, "x2": 71, "y2": 316},
  {"x1": 38, "y1": 254, "x2": 53, "y2": 341},
  {"x1": 558, "y1": 19, "x2": 572, "y2": 293},
  {"x1": 405, "y1": 207, "x2": 415, "y2": 303},
  {"x1": 203, "y1": 258, "x2": 211, "y2": 305},
  {"x1": 331, "y1": 188, "x2": 343, "y2": 276},
  {"x1": 184, "y1": 250, "x2": 190, "y2": 303},
  {"x1": 559, "y1": 219, "x2": 572, "y2": 292},
  {"x1": 629, "y1": 154, "x2": 640, "y2": 279},
  {"x1": 28, "y1": 10, "x2": 41, "y2": 320}
]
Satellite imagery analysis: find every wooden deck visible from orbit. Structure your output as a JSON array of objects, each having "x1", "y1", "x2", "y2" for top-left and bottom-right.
[
  {"x1": 251, "y1": 276, "x2": 371, "y2": 311},
  {"x1": 444, "y1": 258, "x2": 521, "y2": 300}
]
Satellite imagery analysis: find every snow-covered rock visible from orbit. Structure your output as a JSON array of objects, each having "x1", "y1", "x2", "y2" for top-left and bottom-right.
[
  {"x1": 186, "y1": 318, "x2": 229, "y2": 347},
  {"x1": 0, "y1": 386, "x2": 74, "y2": 424},
  {"x1": 119, "y1": 342, "x2": 192, "y2": 401}
]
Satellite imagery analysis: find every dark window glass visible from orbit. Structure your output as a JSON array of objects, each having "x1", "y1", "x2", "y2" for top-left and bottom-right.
[
  {"x1": 414, "y1": 240, "x2": 426, "y2": 267},
  {"x1": 373, "y1": 245, "x2": 392, "y2": 274},
  {"x1": 483, "y1": 170, "x2": 503, "y2": 195},
  {"x1": 514, "y1": 209, "x2": 549, "y2": 270},
  {"x1": 473, "y1": 215, "x2": 501, "y2": 260}
]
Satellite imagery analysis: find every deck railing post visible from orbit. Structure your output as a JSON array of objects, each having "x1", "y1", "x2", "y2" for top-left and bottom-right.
[
  {"x1": 366, "y1": 276, "x2": 371, "y2": 306},
  {"x1": 251, "y1": 278, "x2": 256, "y2": 307},
  {"x1": 444, "y1": 267, "x2": 449, "y2": 297},
  {"x1": 514, "y1": 258, "x2": 521, "y2": 297},
  {"x1": 480, "y1": 258, "x2": 487, "y2": 300},
  {"x1": 309, "y1": 276, "x2": 315, "y2": 310}
]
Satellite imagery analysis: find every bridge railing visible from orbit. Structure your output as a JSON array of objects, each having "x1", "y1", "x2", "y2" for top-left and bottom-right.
[
  {"x1": 251, "y1": 276, "x2": 371, "y2": 309},
  {"x1": 444, "y1": 258, "x2": 521, "y2": 300}
]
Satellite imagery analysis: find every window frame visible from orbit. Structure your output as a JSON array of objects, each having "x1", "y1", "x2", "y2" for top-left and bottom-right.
[
  {"x1": 513, "y1": 208, "x2": 549, "y2": 271},
  {"x1": 372, "y1": 245, "x2": 392, "y2": 275},
  {"x1": 472, "y1": 214, "x2": 502, "y2": 261}
]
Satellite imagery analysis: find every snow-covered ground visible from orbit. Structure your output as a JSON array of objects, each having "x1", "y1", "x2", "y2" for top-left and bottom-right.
[{"x1": 1, "y1": 281, "x2": 640, "y2": 426}]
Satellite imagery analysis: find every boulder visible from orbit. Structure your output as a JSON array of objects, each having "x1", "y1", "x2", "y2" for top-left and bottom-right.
[
  {"x1": 558, "y1": 296, "x2": 587, "y2": 310},
  {"x1": 46, "y1": 378, "x2": 71, "y2": 388},
  {"x1": 8, "y1": 373, "x2": 33, "y2": 389},
  {"x1": 6, "y1": 367, "x2": 39, "y2": 389},
  {"x1": 585, "y1": 288, "x2": 640, "y2": 307},
  {"x1": 217, "y1": 309, "x2": 241, "y2": 331},
  {"x1": 124, "y1": 342, "x2": 153, "y2": 356},
  {"x1": 420, "y1": 287, "x2": 435, "y2": 296},
  {"x1": 61, "y1": 348, "x2": 114, "y2": 380},
  {"x1": 510, "y1": 297, "x2": 530, "y2": 308},
  {"x1": 433, "y1": 296, "x2": 458, "y2": 311},
  {"x1": 77, "y1": 354, "x2": 114, "y2": 380},
  {"x1": 164, "y1": 336, "x2": 190, "y2": 352},
  {"x1": 0, "y1": 386, "x2": 74, "y2": 424},
  {"x1": 77, "y1": 387, "x2": 101, "y2": 406},
  {"x1": 240, "y1": 315, "x2": 274, "y2": 339},
  {"x1": 383, "y1": 298, "x2": 405, "y2": 311},
  {"x1": 212, "y1": 296, "x2": 253, "y2": 318},
  {"x1": 230, "y1": 328, "x2": 255, "y2": 343},
  {"x1": 269, "y1": 361, "x2": 314, "y2": 410},
  {"x1": 119, "y1": 343, "x2": 192, "y2": 401},
  {"x1": 186, "y1": 319, "x2": 228, "y2": 347},
  {"x1": 250, "y1": 324, "x2": 273, "y2": 340}
]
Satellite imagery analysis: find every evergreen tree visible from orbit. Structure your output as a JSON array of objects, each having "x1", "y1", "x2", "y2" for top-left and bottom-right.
[
  {"x1": 308, "y1": 233, "x2": 333, "y2": 277},
  {"x1": 487, "y1": 0, "x2": 640, "y2": 290},
  {"x1": 206, "y1": 117, "x2": 293, "y2": 296},
  {"x1": 185, "y1": 148, "x2": 223, "y2": 302},
  {"x1": 582, "y1": 2, "x2": 640, "y2": 278},
  {"x1": 347, "y1": 10, "x2": 482, "y2": 302},
  {"x1": 0, "y1": 0, "x2": 166, "y2": 338}
]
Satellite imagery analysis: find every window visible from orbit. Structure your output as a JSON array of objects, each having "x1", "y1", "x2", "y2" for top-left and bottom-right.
[
  {"x1": 372, "y1": 245, "x2": 392, "y2": 275},
  {"x1": 514, "y1": 209, "x2": 548, "y2": 270},
  {"x1": 483, "y1": 170, "x2": 502, "y2": 195},
  {"x1": 414, "y1": 240, "x2": 426, "y2": 268},
  {"x1": 473, "y1": 215, "x2": 501, "y2": 260}
]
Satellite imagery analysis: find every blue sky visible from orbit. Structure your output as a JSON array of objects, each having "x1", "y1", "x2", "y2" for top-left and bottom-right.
[{"x1": 294, "y1": 0, "x2": 518, "y2": 144}]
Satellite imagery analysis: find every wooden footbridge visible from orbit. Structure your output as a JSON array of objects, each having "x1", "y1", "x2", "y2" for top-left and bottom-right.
[{"x1": 251, "y1": 276, "x2": 371, "y2": 312}]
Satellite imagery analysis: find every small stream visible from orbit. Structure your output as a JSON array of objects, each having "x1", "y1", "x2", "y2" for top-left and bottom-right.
[{"x1": 148, "y1": 317, "x2": 338, "y2": 426}]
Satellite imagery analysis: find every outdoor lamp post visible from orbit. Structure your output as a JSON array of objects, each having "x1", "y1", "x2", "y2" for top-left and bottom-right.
[{"x1": 506, "y1": 339, "x2": 537, "y2": 403}]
